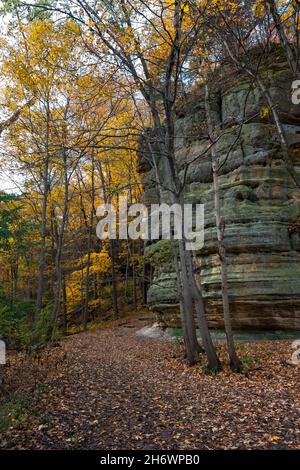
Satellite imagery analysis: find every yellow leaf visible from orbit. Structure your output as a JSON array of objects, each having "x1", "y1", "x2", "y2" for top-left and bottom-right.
[
  {"x1": 271, "y1": 435, "x2": 282, "y2": 441},
  {"x1": 260, "y1": 105, "x2": 270, "y2": 119}
]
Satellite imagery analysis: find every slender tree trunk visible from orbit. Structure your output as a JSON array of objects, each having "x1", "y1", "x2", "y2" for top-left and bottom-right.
[
  {"x1": 35, "y1": 96, "x2": 52, "y2": 323},
  {"x1": 142, "y1": 243, "x2": 149, "y2": 305},
  {"x1": 51, "y1": 149, "x2": 69, "y2": 340},
  {"x1": 10, "y1": 257, "x2": 18, "y2": 309},
  {"x1": 182, "y1": 243, "x2": 220, "y2": 370},
  {"x1": 171, "y1": 240, "x2": 201, "y2": 365},
  {"x1": 267, "y1": 0, "x2": 299, "y2": 78},
  {"x1": 125, "y1": 246, "x2": 130, "y2": 300},
  {"x1": 50, "y1": 216, "x2": 64, "y2": 339},
  {"x1": 147, "y1": 134, "x2": 203, "y2": 365},
  {"x1": 83, "y1": 234, "x2": 92, "y2": 330},
  {"x1": 35, "y1": 154, "x2": 49, "y2": 321},
  {"x1": 98, "y1": 161, "x2": 119, "y2": 318},
  {"x1": 145, "y1": 116, "x2": 219, "y2": 369},
  {"x1": 204, "y1": 82, "x2": 242, "y2": 372},
  {"x1": 62, "y1": 277, "x2": 67, "y2": 336},
  {"x1": 83, "y1": 156, "x2": 95, "y2": 330},
  {"x1": 162, "y1": 145, "x2": 220, "y2": 370},
  {"x1": 132, "y1": 258, "x2": 137, "y2": 310},
  {"x1": 110, "y1": 239, "x2": 119, "y2": 318}
]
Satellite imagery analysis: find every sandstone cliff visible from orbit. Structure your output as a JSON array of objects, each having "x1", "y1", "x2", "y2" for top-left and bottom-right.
[{"x1": 139, "y1": 57, "x2": 300, "y2": 330}]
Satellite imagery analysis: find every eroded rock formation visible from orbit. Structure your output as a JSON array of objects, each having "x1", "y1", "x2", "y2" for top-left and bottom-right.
[{"x1": 139, "y1": 59, "x2": 300, "y2": 330}]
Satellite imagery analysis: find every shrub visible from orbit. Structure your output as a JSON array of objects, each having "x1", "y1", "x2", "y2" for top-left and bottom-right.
[{"x1": 0, "y1": 295, "x2": 53, "y2": 350}]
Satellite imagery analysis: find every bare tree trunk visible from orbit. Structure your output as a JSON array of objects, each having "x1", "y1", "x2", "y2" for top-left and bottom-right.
[
  {"x1": 83, "y1": 155, "x2": 95, "y2": 330},
  {"x1": 204, "y1": 82, "x2": 242, "y2": 372},
  {"x1": 125, "y1": 246, "x2": 130, "y2": 300},
  {"x1": 132, "y1": 256, "x2": 137, "y2": 311},
  {"x1": 35, "y1": 140, "x2": 49, "y2": 321},
  {"x1": 51, "y1": 148, "x2": 70, "y2": 340},
  {"x1": 83, "y1": 230, "x2": 92, "y2": 330},
  {"x1": 142, "y1": 242, "x2": 148, "y2": 305},
  {"x1": 161, "y1": 143, "x2": 220, "y2": 369},
  {"x1": 171, "y1": 240, "x2": 201, "y2": 365},
  {"x1": 142, "y1": 101, "x2": 220, "y2": 369},
  {"x1": 183, "y1": 244, "x2": 220, "y2": 370},
  {"x1": 10, "y1": 256, "x2": 18, "y2": 309},
  {"x1": 110, "y1": 239, "x2": 119, "y2": 318},
  {"x1": 98, "y1": 160, "x2": 119, "y2": 318},
  {"x1": 147, "y1": 133, "x2": 203, "y2": 366},
  {"x1": 266, "y1": 0, "x2": 299, "y2": 78},
  {"x1": 62, "y1": 277, "x2": 67, "y2": 336}
]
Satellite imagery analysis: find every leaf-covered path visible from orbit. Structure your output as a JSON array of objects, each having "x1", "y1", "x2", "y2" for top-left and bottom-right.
[{"x1": 1, "y1": 313, "x2": 300, "y2": 450}]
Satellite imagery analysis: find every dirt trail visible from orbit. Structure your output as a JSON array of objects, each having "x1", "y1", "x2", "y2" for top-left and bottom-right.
[{"x1": 1, "y1": 313, "x2": 300, "y2": 449}]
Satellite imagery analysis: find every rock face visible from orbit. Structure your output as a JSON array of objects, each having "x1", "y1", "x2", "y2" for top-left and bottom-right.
[{"x1": 140, "y1": 60, "x2": 300, "y2": 330}]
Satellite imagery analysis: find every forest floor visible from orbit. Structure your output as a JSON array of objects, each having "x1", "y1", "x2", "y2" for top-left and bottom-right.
[{"x1": 0, "y1": 311, "x2": 300, "y2": 450}]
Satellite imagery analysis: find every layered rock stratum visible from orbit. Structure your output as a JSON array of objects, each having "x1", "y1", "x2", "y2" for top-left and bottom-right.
[{"x1": 139, "y1": 55, "x2": 300, "y2": 330}]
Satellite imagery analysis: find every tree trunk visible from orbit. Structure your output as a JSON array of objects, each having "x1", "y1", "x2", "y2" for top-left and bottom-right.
[
  {"x1": 161, "y1": 145, "x2": 220, "y2": 370},
  {"x1": 147, "y1": 130, "x2": 204, "y2": 366},
  {"x1": 110, "y1": 239, "x2": 119, "y2": 318},
  {"x1": 171, "y1": 240, "x2": 201, "y2": 365},
  {"x1": 83, "y1": 156, "x2": 95, "y2": 330},
  {"x1": 62, "y1": 277, "x2": 67, "y2": 336},
  {"x1": 204, "y1": 81, "x2": 241, "y2": 372},
  {"x1": 51, "y1": 150, "x2": 69, "y2": 340},
  {"x1": 182, "y1": 243, "x2": 220, "y2": 370},
  {"x1": 35, "y1": 155, "x2": 49, "y2": 322},
  {"x1": 267, "y1": 0, "x2": 299, "y2": 78}
]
